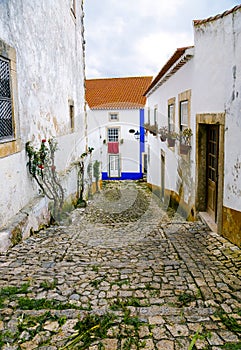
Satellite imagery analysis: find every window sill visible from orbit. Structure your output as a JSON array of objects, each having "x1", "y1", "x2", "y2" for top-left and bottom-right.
[{"x1": 0, "y1": 139, "x2": 21, "y2": 158}]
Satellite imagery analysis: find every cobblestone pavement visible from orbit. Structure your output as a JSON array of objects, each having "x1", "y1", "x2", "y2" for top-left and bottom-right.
[{"x1": 0, "y1": 181, "x2": 241, "y2": 349}]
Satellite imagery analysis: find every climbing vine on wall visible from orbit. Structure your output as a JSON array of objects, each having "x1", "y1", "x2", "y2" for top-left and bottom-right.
[{"x1": 26, "y1": 138, "x2": 64, "y2": 222}]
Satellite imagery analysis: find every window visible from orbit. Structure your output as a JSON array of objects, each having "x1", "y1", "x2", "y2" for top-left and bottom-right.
[
  {"x1": 180, "y1": 100, "x2": 188, "y2": 132},
  {"x1": 0, "y1": 57, "x2": 13, "y2": 140},
  {"x1": 154, "y1": 106, "x2": 158, "y2": 126},
  {"x1": 0, "y1": 40, "x2": 20, "y2": 158},
  {"x1": 68, "y1": 99, "x2": 74, "y2": 131},
  {"x1": 108, "y1": 128, "x2": 119, "y2": 142},
  {"x1": 109, "y1": 112, "x2": 118, "y2": 121},
  {"x1": 168, "y1": 104, "x2": 175, "y2": 132},
  {"x1": 178, "y1": 89, "x2": 191, "y2": 133},
  {"x1": 147, "y1": 107, "x2": 150, "y2": 124}
]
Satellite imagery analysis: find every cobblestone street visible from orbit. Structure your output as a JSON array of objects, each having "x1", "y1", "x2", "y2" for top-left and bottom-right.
[{"x1": 0, "y1": 181, "x2": 240, "y2": 349}]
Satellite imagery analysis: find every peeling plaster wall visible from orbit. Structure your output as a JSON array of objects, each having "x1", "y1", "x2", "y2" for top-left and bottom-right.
[{"x1": 0, "y1": 0, "x2": 85, "y2": 230}]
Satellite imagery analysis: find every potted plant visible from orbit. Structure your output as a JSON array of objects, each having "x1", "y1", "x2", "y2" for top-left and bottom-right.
[
  {"x1": 167, "y1": 131, "x2": 178, "y2": 147},
  {"x1": 159, "y1": 126, "x2": 168, "y2": 142},
  {"x1": 144, "y1": 122, "x2": 158, "y2": 136},
  {"x1": 180, "y1": 128, "x2": 193, "y2": 154}
]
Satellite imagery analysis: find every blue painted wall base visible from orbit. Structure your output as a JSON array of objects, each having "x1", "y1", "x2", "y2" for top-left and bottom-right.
[{"x1": 102, "y1": 172, "x2": 143, "y2": 181}]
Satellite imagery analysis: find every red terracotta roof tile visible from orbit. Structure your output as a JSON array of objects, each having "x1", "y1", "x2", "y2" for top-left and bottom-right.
[
  {"x1": 193, "y1": 4, "x2": 241, "y2": 25},
  {"x1": 85, "y1": 76, "x2": 153, "y2": 110},
  {"x1": 144, "y1": 46, "x2": 194, "y2": 95}
]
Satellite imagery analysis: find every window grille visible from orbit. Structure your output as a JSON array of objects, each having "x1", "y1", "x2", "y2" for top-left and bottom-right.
[
  {"x1": 0, "y1": 57, "x2": 13, "y2": 139},
  {"x1": 108, "y1": 128, "x2": 119, "y2": 142}
]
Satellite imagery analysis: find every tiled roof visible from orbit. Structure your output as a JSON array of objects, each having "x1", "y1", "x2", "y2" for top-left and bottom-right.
[
  {"x1": 194, "y1": 4, "x2": 241, "y2": 25},
  {"x1": 85, "y1": 76, "x2": 153, "y2": 110},
  {"x1": 144, "y1": 46, "x2": 194, "y2": 96}
]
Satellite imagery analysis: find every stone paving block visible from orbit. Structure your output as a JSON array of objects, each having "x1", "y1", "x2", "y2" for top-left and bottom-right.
[
  {"x1": 156, "y1": 340, "x2": 174, "y2": 350},
  {"x1": 0, "y1": 181, "x2": 240, "y2": 349},
  {"x1": 166, "y1": 324, "x2": 189, "y2": 337}
]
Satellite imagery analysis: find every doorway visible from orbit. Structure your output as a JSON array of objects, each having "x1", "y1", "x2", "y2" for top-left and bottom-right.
[
  {"x1": 196, "y1": 113, "x2": 225, "y2": 233},
  {"x1": 109, "y1": 155, "x2": 120, "y2": 178},
  {"x1": 207, "y1": 125, "x2": 219, "y2": 221}
]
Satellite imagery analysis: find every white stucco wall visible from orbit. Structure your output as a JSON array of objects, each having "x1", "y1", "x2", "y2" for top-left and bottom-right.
[
  {"x1": 194, "y1": 9, "x2": 241, "y2": 212},
  {"x1": 0, "y1": 0, "x2": 85, "y2": 229},
  {"x1": 88, "y1": 108, "x2": 142, "y2": 177},
  {"x1": 146, "y1": 57, "x2": 196, "y2": 206}
]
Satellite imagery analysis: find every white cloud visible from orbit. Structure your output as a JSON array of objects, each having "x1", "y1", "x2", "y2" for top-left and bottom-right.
[
  {"x1": 84, "y1": 0, "x2": 241, "y2": 78},
  {"x1": 134, "y1": 31, "x2": 194, "y2": 75}
]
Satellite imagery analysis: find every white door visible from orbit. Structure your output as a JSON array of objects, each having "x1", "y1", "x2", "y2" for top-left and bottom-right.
[{"x1": 109, "y1": 155, "x2": 120, "y2": 177}]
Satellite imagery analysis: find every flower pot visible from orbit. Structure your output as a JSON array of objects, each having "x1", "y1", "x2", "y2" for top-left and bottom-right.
[
  {"x1": 160, "y1": 136, "x2": 167, "y2": 142},
  {"x1": 167, "y1": 137, "x2": 175, "y2": 147},
  {"x1": 180, "y1": 144, "x2": 191, "y2": 155}
]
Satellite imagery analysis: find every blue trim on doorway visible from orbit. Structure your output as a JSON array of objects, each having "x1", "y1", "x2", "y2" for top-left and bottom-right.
[{"x1": 102, "y1": 172, "x2": 143, "y2": 181}]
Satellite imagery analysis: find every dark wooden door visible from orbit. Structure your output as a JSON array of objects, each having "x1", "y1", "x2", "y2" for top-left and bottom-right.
[{"x1": 207, "y1": 125, "x2": 219, "y2": 221}]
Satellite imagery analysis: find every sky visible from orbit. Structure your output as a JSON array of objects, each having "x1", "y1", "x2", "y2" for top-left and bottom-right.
[{"x1": 84, "y1": 0, "x2": 241, "y2": 79}]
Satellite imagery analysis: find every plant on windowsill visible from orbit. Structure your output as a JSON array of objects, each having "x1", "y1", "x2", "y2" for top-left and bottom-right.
[
  {"x1": 167, "y1": 131, "x2": 179, "y2": 147},
  {"x1": 159, "y1": 126, "x2": 168, "y2": 142},
  {"x1": 179, "y1": 128, "x2": 193, "y2": 154},
  {"x1": 144, "y1": 122, "x2": 158, "y2": 136},
  {"x1": 120, "y1": 138, "x2": 124, "y2": 144}
]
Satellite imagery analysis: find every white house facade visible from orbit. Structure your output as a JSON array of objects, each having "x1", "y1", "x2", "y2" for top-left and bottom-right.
[
  {"x1": 145, "y1": 4, "x2": 241, "y2": 246},
  {"x1": 86, "y1": 77, "x2": 152, "y2": 183},
  {"x1": 193, "y1": 5, "x2": 241, "y2": 246},
  {"x1": 0, "y1": 0, "x2": 86, "y2": 250}
]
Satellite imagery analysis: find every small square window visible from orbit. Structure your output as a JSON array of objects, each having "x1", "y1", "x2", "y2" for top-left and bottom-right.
[{"x1": 109, "y1": 113, "x2": 118, "y2": 121}]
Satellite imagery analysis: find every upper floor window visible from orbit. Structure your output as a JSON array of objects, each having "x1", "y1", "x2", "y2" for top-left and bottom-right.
[
  {"x1": 109, "y1": 112, "x2": 118, "y2": 121},
  {"x1": 168, "y1": 104, "x2": 175, "y2": 132},
  {"x1": 147, "y1": 107, "x2": 150, "y2": 124},
  {"x1": 108, "y1": 128, "x2": 119, "y2": 142},
  {"x1": 178, "y1": 89, "x2": 191, "y2": 133},
  {"x1": 0, "y1": 57, "x2": 13, "y2": 140},
  {"x1": 154, "y1": 106, "x2": 158, "y2": 126},
  {"x1": 180, "y1": 101, "x2": 188, "y2": 131},
  {"x1": 68, "y1": 99, "x2": 75, "y2": 132},
  {"x1": 180, "y1": 100, "x2": 188, "y2": 132}
]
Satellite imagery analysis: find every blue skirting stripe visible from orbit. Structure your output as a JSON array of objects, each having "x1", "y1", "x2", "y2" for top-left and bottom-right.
[{"x1": 102, "y1": 172, "x2": 143, "y2": 181}]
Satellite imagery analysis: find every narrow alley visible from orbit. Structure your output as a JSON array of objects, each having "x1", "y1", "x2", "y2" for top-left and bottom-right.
[{"x1": 0, "y1": 181, "x2": 240, "y2": 349}]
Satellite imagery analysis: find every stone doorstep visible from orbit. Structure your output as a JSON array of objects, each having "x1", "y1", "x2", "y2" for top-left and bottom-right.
[
  {"x1": 199, "y1": 212, "x2": 217, "y2": 233},
  {"x1": 0, "y1": 196, "x2": 50, "y2": 253}
]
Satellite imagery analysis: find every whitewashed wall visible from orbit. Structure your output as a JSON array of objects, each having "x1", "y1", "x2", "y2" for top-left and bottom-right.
[
  {"x1": 146, "y1": 58, "x2": 195, "y2": 205},
  {"x1": 88, "y1": 108, "x2": 141, "y2": 176},
  {"x1": 194, "y1": 9, "x2": 241, "y2": 214},
  {"x1": 0, "y1": 0, "x2": 85, "y2": 230}
]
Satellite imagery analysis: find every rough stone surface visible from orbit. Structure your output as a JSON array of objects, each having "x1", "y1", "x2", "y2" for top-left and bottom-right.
[{"x1": 0, "y1": 181, "x2": 240, "y2": 349}]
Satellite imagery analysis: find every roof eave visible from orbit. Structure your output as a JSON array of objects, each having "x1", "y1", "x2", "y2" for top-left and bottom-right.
[{"x1": 145, "y1": 47, "x2": 194, "y2": 97}]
